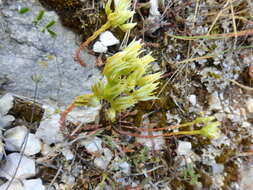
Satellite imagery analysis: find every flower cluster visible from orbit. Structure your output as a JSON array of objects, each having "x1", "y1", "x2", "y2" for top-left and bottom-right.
[
  {"x1": 74, "y1": 40, "x2": 161, "y2": 121},
  {"x1": 105, "y1": 0, "x2": 136, "y2": 31},
  {"x1": 198, "y1": 120, "x2": 220, "y2": 139},
  {"x1": 192, "y1": 116, "x2": 220, "y2": 139}
]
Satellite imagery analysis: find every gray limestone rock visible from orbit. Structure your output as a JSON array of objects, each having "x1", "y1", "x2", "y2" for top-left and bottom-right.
[
  {"x1": 0, "y1": 134, "x2": 3, "y2": 161},
  {"x1": 0, "y1": 0, "x2": 102, "y2": 105}
]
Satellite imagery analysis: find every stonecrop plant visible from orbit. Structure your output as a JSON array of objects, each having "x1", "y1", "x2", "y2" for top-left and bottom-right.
[
  {"x1": 75, "y1": 0, "x2": 136, "y2": 66},
  {"x1": 169, "y1": 116, "x2": 221, "y2": 139},
  {"x1": 74, "y1": 39, "x2": 161, "y2": 121},
  {"x1": 60, "y1": 0, "x2": 221, "y2": 140}
]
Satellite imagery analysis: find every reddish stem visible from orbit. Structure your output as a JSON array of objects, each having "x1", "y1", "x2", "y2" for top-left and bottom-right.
[{"x1": 59, "y1": 103, "x2": 76, "y2": 133}]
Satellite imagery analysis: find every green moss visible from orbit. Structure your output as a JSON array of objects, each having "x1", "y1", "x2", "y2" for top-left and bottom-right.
[
  {"x1": 39, "y1": 0, "x2": 106, "y2": 37},
  {"x1": 39, "y1": 0, "x2": 81, "y2": 10}
]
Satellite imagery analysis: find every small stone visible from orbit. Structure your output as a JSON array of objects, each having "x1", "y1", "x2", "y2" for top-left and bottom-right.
[
  {"x1": 61, "y1": 147, "x2": 74, "y2": 161},
  {"x1": 0, "y1": 93, "x2": 14, "y2": 115},
  {"x1": 103, "y1": 148, "x2": 113, "y2": 162},
  {"x1": 36, "y1": 114, "x2": 64, "y2": 145},
  {"x1": 209, "y1": 92, "x2": 222, "y2": 111},
  {"x1": 94, "y1": 157, "x2": 107, "y2": 170},
  {"x1": 0, "y1": 153, "x2": 36, "y2": 179},
  {"x1": 4, "y1": 126, "x2": 42, "y2": 155},
  {"x1": 0, "y1": 180, "x2": 24, "y2": 190},
  {"x1": 67, "y1": 106, "x2": 101, "y2": 125},
  {"x1": 246, "y1": 98, "x2": 253, "y2": 113},
  {"x1": 211, "y1": 162, "x2": 224, "y2": 174},
  {"x1": 0, "y1": 0, "x2": 102, "y2": 106},
  {"x1": 61, "y1": 173, "x2": 75, "y2": 185},
  {"x1": 23, "y1": 178, "x2": 45, "y2": 190},
  {"x1": 177, "y1": 141, "x2": 192, "y2": 156},
  {"x1": 93, "y1": 41, "x2": 108, "y2": 53},
  {"x1": 94, "y1": 148, "x2": 113, "y2": 170},
  {"x1": 41, "y1": 143, "x2": 52, "y2": 156},
  {"x1": 0, "y1": 114, "x2": 15, "y2": 128},
  {"x1": 112, "y1": 161, "x2": 130, "y2": 174},
  {"x1": 151, "y1": 62, "x2": 161, "y2": 72},
  {"x1": 188, "y1": 95, "x2": 197, "y2": 106},
  {"x1": 99, "y1": 31, "x2": 119, "y2": 47},
  {"x1": 79, "y1": 137, "x2": 102, "y2": 153}
]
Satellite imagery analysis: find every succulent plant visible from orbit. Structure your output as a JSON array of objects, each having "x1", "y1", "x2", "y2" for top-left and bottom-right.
[
  {"x1": 75, "y1": 0, "x2": 136, "y2": 66},
  {"x1": 171, "y1": 116, "x2": 221, "y2": 139},
  {"x1": 105, "y1": 0, "x2": 136, "y2": 31},
  {"x1": 74, "y1": 40, "x2": 161, "y2": 121}
]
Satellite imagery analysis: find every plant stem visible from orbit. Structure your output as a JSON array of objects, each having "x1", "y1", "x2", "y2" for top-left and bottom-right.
[
  {"x1": 59, "y1": 103, "x2": 76, "y2": 134},
  {"x1": 75, "y1": 22, "x2": 111, "y2": 66},
  {"x1": 168, "y1": 130, "x2": 201, "y2": 136}
]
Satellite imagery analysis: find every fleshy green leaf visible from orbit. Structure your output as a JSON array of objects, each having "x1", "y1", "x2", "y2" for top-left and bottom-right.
[
  {"x1": 19, "y1": 7, "x2": 29, "y2": 14},
  {"x1": 45, "y1": 20, "x2": 56, "y2": 28},
  {"x1": 33, "y1": 10, "x2": 45, "y2": 25},
  {"x1": 47, "y1": 29, "x2": 57, "y2": 37}
]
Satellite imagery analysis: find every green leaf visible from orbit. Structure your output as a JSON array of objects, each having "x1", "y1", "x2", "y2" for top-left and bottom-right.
[
  {"x1": 45, "y1": 20, "x2": 56, "y2": 28},
  {"x1": 33, "y1": 10, "x2": 45, "y2": 25},
  {"x1": 19, "y1": 8, "x2": 29, "y2": 14},
  {"x1": 47, "y1": 29, "x2": 57, "y2": 37}
]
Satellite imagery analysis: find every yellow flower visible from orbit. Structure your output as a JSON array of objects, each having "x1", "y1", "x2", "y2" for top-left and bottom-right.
[
  {"x1": 199, "y1": 121, "x2": 220, "y2": 139},
  {"x1": 105, "y1": 0, "x2": 136, "y2": 31},
  {"x1": 74, "y1": 39, "x2": 161, "y2": 121}
]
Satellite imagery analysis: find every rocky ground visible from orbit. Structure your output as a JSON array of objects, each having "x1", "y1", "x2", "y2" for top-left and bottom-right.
[{"x1": 0, "y1": 0, "x2": 253, "y2": 190}]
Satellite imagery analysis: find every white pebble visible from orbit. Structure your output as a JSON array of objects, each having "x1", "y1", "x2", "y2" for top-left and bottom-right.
[
  {"x1": 177, "y1": 141, "x2": 192, "y2": 156},
  {"x1": 209, "y1": 92, "x2": 222, "y2": 111},
  {"x1": 99, "y1": 31, "x2": 119, "y2": 47},
  {"x1": 0, "y1": 180, "x2": 24, "y2": 190},
  {"x1": 41, "y1": 143, "x2": 52, "y2": 156},
  {"x1": 0, "y1": 93, "x2": 14, "y2": 115},
  {"x1": 61, "y1": 147, "x2": 74, "y2": 161},
  {"x1": 4, "y1": 126, "x2": 42, "y2": 155},
  {"x1": 188, "y1": 95, "x2": 197, "y2": 106},
  {"x1": 246, "y1": 98, "x2": 253, "y2": 113},
  {"x1": 94, "y1": 148, "x2": 113, "y2": 170},
  {"x1": 112, "y1": 161, "x2": 130, "y2": 174},
  {"x1": 93, "y1": 41, "x2": 108, "y2": 53},
  {"x1": 67, "y1": 106, "x2": 101, "y2": 124},
  {"x1": 23, "y1": 178, "x2": 45, "y2": 190},
  {"x1": 36, "y1": 114, "x2": 64, "y2": 145},
  {"x1": 79, "y1": 137, "x2": 102, "y2": 153},
  {"x1": 0, "y1": 153, "x2": 36, "y2": 179},
  {"x1": 0, "y1": 114, "x2": 15, "y2": 128},
  {"x1": 94, "y1": 157, "x2": 107, "y2": 170}
]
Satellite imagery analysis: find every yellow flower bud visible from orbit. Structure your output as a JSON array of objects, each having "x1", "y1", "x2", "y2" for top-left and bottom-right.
[
  {"x1": 199, "y1": 121, "x2": 221, "y2": 139},
  {"x1": 105, "y1": 0, "x2": 136, "y2": 31}
]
